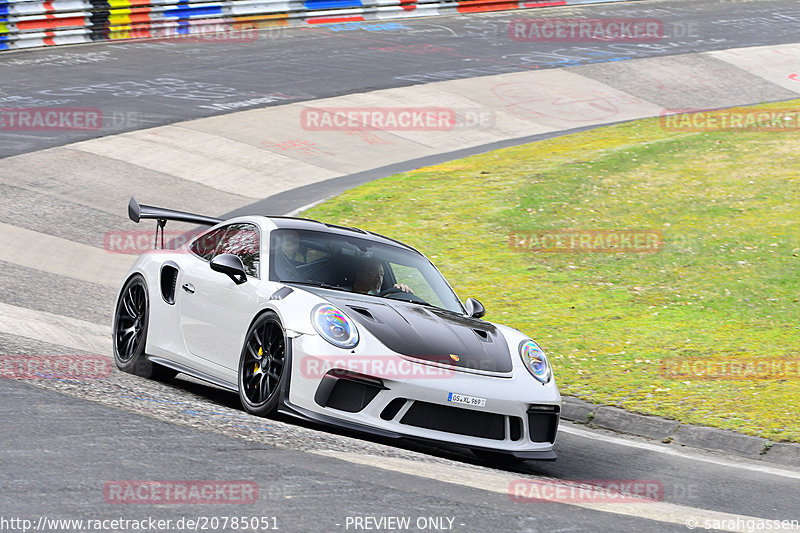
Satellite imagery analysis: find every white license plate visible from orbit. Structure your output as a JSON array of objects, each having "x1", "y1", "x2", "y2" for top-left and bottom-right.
[{"x1": 447, "y1": 392, "x2": 486, "y2": 408}]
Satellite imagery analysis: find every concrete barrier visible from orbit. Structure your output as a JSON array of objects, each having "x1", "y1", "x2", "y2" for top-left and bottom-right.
[{"x1": 0, "y1": 0, "x2": 640, "y2": 51}]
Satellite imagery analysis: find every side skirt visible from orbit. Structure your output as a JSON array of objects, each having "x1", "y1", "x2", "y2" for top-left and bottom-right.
[{"x1": 146, "y1": 355, "x2": 238, "y2": 392}]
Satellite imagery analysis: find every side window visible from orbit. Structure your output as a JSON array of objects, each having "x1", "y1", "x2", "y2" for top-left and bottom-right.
[
  {"x1": 189, "y1": 227, "x2": 226, "y2": 261},
  {"x1": 272, "y1": 230, "x2": 332, "y2": 266},
  {"x1": 215, "y1": 223, "x2": 261, "y2": 278},
  {"x1": 269, "y1": 229, "x2": 334, "y2": 282}
]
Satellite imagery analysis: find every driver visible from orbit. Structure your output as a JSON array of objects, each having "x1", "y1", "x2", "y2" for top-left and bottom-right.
[{"x1": 352, "y1": 258, "x2": 413, "y2": 295}]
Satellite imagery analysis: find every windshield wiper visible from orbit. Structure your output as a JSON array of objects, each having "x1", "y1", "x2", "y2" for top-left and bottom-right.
[
  {"x1": 380, "y1": 294, "x2": 442, "y2": 311},
  {"x1": 417, "y1": 302, "x2": 457, "y2": 313},
  {"x1": 280, "y1": 280, "x2": 346, "y2": 291},
  {"x1": 405, "y1": 300, "x2": 465, "y2": 316}
]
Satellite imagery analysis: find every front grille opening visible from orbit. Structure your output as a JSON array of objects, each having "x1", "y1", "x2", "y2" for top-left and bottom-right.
[
  {"x1": 400, "y1": 401, "x2": 505, "y2": 440},
  {"x1": 528, "y1": 405, "x2": 560, "y2": 444},
  {"x1": 510, "y1": 417, "x2": 523, "y2": 441},
  {"x1": 314, "y1": 373, "x2": 383, "y2": 413},
  {"x1": 380, "y1": 398, "x2": 407, "y2": 421}
]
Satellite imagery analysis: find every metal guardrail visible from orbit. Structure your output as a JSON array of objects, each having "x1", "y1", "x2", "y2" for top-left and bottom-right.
[{"x1": 0, "y1": 0, "x2": 629, "y2": 51}]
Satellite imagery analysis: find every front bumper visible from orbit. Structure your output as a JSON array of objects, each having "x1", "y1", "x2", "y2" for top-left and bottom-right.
[{"x1": 285, "y1": 334, "x2": 562, "y2": 458}]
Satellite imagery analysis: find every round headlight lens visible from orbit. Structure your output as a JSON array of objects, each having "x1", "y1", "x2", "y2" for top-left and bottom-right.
[
  {"x1": 519, "y1": 340, "x2": 551, "y2": 384},
  {"x1": 312, "y1": 304, "x2": 359, "y2": 349}
]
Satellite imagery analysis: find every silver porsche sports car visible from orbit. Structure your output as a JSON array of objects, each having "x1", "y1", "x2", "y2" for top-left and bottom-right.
[{"x1": 113, "y1": 198, "x2": 561, "y2": 460}]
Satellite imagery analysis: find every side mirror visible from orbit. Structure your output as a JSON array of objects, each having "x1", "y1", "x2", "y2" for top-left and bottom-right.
[
  {"x1": 465, "y1": 297, "x2": 485, "y2": 318},
  {"x1": 210, "y1": 254, "x2": 247, "y2": 285}
]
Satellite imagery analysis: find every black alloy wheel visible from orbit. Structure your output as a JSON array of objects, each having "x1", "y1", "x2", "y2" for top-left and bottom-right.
[
  {"x1": 113, "y1": 274, "x2": 177, "y2": 381},
  {"x1": 238, "y1": 311, "x2": 287, "y2": 416}
]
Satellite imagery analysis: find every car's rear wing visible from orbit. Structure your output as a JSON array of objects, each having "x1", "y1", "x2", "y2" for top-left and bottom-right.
[
  {"x1": 128, "y1": 197, "x2": 222, "y2": 226},
  {"x1": 128, "y1": 196, "x2": 222, "y2": 249}
]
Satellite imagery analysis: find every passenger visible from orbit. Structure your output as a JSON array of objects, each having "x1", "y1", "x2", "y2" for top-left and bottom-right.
[{"x1": 279, "y1": 231, "x2": 305, "y2": 264}]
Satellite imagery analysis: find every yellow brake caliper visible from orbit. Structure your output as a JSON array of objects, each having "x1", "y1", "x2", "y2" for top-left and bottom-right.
[{"x1": 254, "y1": 346, "x2": 263, "y2": 373}]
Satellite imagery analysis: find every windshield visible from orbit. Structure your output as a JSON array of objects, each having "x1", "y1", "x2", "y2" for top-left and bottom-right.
[{"x1": 269, "y1": 228, "x2": 465, "y2": 314}]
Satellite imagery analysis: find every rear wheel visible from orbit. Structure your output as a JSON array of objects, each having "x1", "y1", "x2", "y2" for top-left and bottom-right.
[
  {"x1": 238, "y1": 311, "x2": 288, "y2": 417},
  {"x1": 113, "y1": 274, "x2": 177, "y2": 381}
]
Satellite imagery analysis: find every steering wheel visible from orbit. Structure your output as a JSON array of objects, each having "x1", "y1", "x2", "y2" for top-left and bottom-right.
[
  {"x1": 379, "y1": 286, "x2": 403, "y2": 296},
  {"x1": 379, "y1": 287, "x2": 428, "y2": 305}
]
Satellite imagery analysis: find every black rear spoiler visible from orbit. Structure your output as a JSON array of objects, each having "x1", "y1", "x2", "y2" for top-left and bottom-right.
[
  {"x1": 128, "y1": 197, "x2": 223, "y2": 249},
  {"x1": 128, "y1": 197, "x2": 222, "y2": 226}
]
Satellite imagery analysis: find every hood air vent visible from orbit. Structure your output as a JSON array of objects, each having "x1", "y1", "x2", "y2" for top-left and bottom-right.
[
  {"x1": 473, "y1": 329, "x2": 490, "y2": 341},
  {"x1": 348, "y1": 306, "x2": 376, "y2": 321}
]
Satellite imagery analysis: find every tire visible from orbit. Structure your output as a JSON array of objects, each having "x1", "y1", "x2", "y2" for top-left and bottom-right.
[
  {"x1": 238, "y1": 311, "x2": 288, "y2": 417},
  {"x1": 113, "y1": 274, "x2": 177, "y2": 382}
]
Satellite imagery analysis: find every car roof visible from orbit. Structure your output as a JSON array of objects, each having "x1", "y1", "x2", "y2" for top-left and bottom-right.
[{"x1": 262, "y1": 216, "x2": 422, "y2": 255}]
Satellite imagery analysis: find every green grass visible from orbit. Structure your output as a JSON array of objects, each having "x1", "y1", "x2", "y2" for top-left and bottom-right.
[{"x1": 304, "y1": 100, "x2": 800, "y2": 442}]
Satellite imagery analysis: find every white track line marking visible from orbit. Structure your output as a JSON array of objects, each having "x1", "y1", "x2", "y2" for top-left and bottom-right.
[
  {"x1": 0, "y1": 222, "x2": 133, "y2": 288},
  {"x1": 283, "y1": 198, "x2": 329, "y2": 218},
  {"x1": 559, "y1": 424, "x2": 800, "y2": 480},
  {"x1": 0, "y1": 302, "x2": 110, "y2": 356},
  {"x1": 313, "y1": 451, "x2": 773, "y2": 533}
]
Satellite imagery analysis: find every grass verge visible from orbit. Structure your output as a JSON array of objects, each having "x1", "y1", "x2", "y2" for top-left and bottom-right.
[{"x1": 304, "y1": 100, "x2": 800, "y2": 442}]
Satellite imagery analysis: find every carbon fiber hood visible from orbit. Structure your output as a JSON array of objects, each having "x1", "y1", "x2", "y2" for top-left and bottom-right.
[{"x1": 319, "y1": 292, "x2": 513, "y2": 373}]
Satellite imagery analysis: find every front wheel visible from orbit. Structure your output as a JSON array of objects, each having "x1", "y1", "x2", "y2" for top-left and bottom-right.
[
  {"x1": 113, "y1": 274, "x2": 177, "y2": 381},
  {"x1": 238, "y1": 311, "x2": 288, "y2": 417}
]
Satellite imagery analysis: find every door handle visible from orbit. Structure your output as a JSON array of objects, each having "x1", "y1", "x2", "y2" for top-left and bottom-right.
[{"x1": 182, "y1": 283, "x2": 195, "y2": 294}]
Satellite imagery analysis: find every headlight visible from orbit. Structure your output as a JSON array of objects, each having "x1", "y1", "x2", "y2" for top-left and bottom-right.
[
  {"x1": 312, "y1": 304, "x2": 359, "y2": 349},
  {"x1": 519, "y1": 340, "x2": 551, "y2": 384}
]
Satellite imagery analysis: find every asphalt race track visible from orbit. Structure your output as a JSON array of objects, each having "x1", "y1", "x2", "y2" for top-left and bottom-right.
[
  {"x1": 1, "y1": 0, "x2": 800, "y2": 532},
  {"x1": 1, "y1": 0, "x2": 799, "y2": 158}
]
